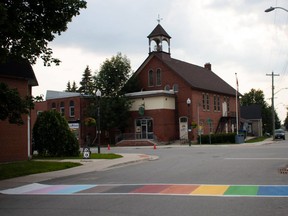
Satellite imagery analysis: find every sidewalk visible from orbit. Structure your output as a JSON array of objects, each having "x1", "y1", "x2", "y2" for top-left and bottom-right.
[{"x1": 0, "y1": 153, "x2": 158, "y2": 190}]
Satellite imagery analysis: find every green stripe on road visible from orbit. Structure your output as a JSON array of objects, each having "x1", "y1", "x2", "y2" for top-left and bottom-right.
[{"x1": 224, "y1": 185, "x2": 259, "y2": 196}]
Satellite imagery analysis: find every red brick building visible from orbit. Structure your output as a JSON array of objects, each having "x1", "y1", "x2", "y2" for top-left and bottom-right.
[
  {"x1": 32, "y1": 90, "x2": 95, "y2": 147},
  {"x1": 0, "y1": 60, "x2": 38, "y2": 162},
  {"x1": 123, "y1": 24, "x2": 238, "y2": 143},
  {"x1": 32, "y1": 24, "x2": 240, "y2": 148}
]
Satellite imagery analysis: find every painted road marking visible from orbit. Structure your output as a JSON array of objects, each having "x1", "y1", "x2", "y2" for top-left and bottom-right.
[
  {"x1": 191, "y1": 185, "x2": 229, "y2": 195},
  {"x1": 225, "y1": 158, "x2": 288, "y2": 160},
  {"x1": 1, "y1": 184, "x2": 288, "y2": 197}
]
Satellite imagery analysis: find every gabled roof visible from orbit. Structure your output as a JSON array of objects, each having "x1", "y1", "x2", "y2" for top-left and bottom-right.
[
  {"x1": 240, "y1": 104, "x2": 262, "y2": 120},
  {"x1": 147, "y1": 24, "x2": 171, "y2": 39},
  {"x1": 46, "y1": 90, "x2": 83, "y2": 100},
  {"x1": 0, "y1": 59, "x2": 38, "y2": 86},
  {"x1": 135, "y1": 52, "x2": 238, "y2": 96}
]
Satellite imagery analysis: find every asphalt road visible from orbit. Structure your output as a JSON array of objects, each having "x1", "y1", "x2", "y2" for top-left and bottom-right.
[{"x1": 1, "y1": 141, "x2": 288, "y2": 216}]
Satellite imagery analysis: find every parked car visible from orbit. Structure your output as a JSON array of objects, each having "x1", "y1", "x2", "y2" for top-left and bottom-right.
[{"x1": 274, "y1": 129, "x2": 285, "y2": 140}]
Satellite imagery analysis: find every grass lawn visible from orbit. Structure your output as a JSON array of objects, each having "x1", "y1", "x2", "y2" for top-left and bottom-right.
[
  {"x1": 0, "y1": 161, "x2": 81, "y2": 180},
  {"x1": 0, "y1": 153, "x2": 122, "y2": 180},
  {"x1": 245, "y1": 136, "x2": 269, "y2": 143}
]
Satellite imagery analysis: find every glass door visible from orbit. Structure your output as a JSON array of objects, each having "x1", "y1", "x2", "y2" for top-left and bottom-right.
[{"x1": 135, "y1": 118, "x2": 153, "y2": 139}]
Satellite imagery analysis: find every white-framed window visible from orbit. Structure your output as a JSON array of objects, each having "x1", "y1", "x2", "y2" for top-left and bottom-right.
[
  {"x1": 202, "y1": 93, "x2": 210, "y2": 111},
  {"x1": 69, "y1": 100, "x2": 75, "y2": 117},
  {"x1": 224, "y1": 96, "x2": 230, "y2": 112},
  {"x1": 217, "y1": 95, "x2": 220, "y2": 111},
  {"x1": 60, "y1": 101, "x2": 65, "y2": 116}
]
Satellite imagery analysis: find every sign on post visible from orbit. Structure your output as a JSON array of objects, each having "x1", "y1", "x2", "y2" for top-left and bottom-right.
[{"x1": 83, "y1": 147, "x2": 91, "y2": 159}]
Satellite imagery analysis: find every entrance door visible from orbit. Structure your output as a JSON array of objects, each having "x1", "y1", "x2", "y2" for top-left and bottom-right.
[
  {"x1": 179, "y1": 117, "x2": 188, "y2": 140},
  {"x1": 141, "y1": 122, "x2": 147, "y2": 139},
  {"x1": 136, "y1": 118, "x2": 153, "y2": 139}
]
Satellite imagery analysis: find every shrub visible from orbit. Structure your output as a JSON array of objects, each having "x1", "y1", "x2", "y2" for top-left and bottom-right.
[
  {"x1": 197, "y1": 133, "x2": 237, "y2": 144},
  {"x1": 33, "y1": 110, "x2": 79, "y2": 157}
]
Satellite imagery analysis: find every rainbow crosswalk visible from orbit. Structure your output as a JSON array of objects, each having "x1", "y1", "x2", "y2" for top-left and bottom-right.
[{"x1": 1, "y1": 183, "x2": 288, "y2": 197}]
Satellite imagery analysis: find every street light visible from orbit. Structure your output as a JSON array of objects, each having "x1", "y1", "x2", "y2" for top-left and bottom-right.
[
  {"x1": 96, "y1": 89, "x2": 102, "y2": 154},
  {"x1": 265, "y1": 6, "x2": 288, "y2": 13},
  {"x1": 186, "y1": 98, "x2": 191, "y2": 146}
]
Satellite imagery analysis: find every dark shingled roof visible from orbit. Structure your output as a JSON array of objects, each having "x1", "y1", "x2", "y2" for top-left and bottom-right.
[
  {"x1": 147, "y1": 24, "x2": 171, "y2": 39},
  {"x1": 139, "y1": 52, "x2": 237, "y2": 96},
  {"x1": 240, "y1": 104, "x2": 262, "y2": 120},
  {"x1": 0, "y1": 59, "x2": 38, "y2": 86}
]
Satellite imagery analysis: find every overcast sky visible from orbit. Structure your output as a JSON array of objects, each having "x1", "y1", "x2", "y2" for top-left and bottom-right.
[{"x1": 32, "y1": 0, "x2": 288, "y2": 122}]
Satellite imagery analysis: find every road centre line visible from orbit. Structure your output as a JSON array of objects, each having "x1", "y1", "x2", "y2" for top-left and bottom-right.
[{"x1": 225, "y1": 158, "x2": 288, "y2": 160}]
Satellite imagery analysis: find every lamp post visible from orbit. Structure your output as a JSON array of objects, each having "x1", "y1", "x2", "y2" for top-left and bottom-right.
[
  {"x1": 265, "y1": 6, "x2": 288, "y2": 13},
  {"x1": 186, "y1": 98, "x2": 191, "y2": 146},
  {"x1": 96, "y1": 89, "x2": 101, "y2": 154},
  {"x1": 265, "y1": 6, "x2": 288, "y2": 138}
]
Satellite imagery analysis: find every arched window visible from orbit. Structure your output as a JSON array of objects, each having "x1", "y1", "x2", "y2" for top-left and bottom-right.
[
  {"x1": 164, "y1": 84, "x2": 170, "y2": 91},
  {"x1": 148, "y1": 70, "x2": 153, "y2": 86},
  {"x1": 156, "y1": 68, "x2": 161, "y2": 86}
]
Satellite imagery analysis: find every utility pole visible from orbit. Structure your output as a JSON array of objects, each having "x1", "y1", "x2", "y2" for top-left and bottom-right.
[{"x1": 266, "y1": 71, "x2": 280, "y2": 140}]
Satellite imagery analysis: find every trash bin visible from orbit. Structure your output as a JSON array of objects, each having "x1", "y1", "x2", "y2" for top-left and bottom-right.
[{"x1": 235, "y1": 134, "x2": 244, "y2": 144}]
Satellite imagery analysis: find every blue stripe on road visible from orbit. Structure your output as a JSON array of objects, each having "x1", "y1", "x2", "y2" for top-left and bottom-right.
[{"x1": 258, "y1": 186, "x2": 288, "y2": 196}]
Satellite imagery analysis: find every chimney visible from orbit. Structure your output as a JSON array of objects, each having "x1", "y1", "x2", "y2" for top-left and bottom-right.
[{"x1": 204, "y1": 63, "x2": 211, "y2": 71}]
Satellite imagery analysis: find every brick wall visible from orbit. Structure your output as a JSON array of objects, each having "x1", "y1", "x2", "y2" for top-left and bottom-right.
[
  {"x1": 0, "y1": 77, "x2": 30, "y2": 162},
  {"x1": 134, "y1": 55, "x2": 238, "y2": 141}
]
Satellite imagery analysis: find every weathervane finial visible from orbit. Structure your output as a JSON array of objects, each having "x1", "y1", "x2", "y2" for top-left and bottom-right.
[{"x1": 157, "y1": 14, "x2": 163, "y2": 24}]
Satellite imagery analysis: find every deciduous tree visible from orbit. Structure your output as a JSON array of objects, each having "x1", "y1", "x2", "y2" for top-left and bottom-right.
[
  {"x1": 33, "y1": 110, "x2": 79, "y2": 157},
  {"x1": 0, "y1": 0, "x2": 87, "y2": 66}
]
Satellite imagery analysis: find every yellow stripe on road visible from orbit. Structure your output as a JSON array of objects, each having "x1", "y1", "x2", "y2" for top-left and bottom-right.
[{"x1": 191, "y1": 185, "x2": 229, "y2": 195}]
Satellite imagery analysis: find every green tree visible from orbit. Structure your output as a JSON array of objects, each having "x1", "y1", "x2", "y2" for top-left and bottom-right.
[
  {"x1": 33, "y1": 110, "x2": 79, "y2": 157},
  {"x1": 33, "y1": 94, "x2": 44, "y2": 102},
  {"x1": 240, "y1": 89, "x2": 267, "y2": 106},
  {"x1": 95, "y1": 53, "x2": 131, "y2": 97},
  {"x1": 89, "y1": 53, "x2": 133, "y2": 141},
  {"x1": 1, "y1": 0, "x2": 86, "y2": 125},
  {"x1": 0, "y1": 82, "x2": 33, "y2": 124},
  {"x1": 66, "y1": 81, "x2": 78, "y2": 92},
  {"x1": 0, "y1": 0, "x2": 87, "y2": 66},
  {"x1": 78, "y1": 66, "x2": 93, "y2": 95},
  {"x1": 71, "y1": 81, "x2": 78, "y2": 92},
  {"x1": 284, "y1": 107, "x2": 288, "y2": 130},
  {"x1": 66, "y1": 81, "x2": 72, "y2": 92}
]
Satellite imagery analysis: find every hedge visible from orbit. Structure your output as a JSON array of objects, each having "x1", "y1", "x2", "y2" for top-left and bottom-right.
[{"x1": 197, "y1": 133, "x2": 237, "y2": 144}]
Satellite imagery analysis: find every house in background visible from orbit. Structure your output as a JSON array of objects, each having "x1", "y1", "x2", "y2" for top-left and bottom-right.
[
  {"x1": 0, "y1": 59, "x2": 38, "y2": 162},
  {"x1": 121, "y1": 23, "x2": 239, "y2": 144},
  {"x1": 240, "y1": 104, "x2": 263, "y2": 137}
]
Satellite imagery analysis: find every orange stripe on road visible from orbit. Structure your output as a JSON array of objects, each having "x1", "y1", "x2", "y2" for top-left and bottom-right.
[{"x1": 160, "y1": 185, "x2": 199, "y2": 194}]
